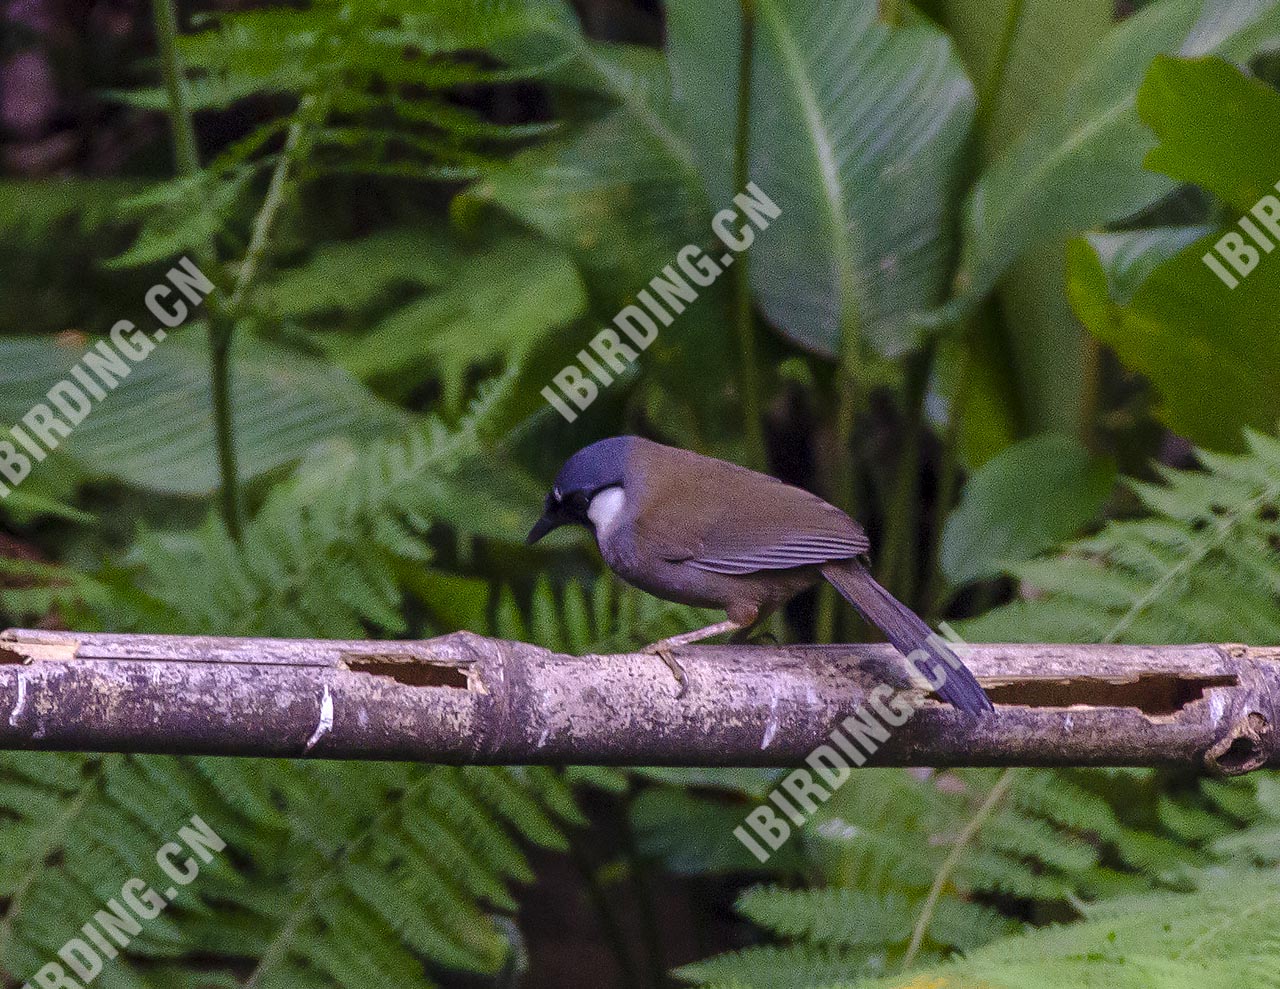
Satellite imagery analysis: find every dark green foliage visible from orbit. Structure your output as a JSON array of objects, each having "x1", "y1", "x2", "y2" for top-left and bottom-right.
[
  {"x1": 851, "y1": 870, "x2": 1280, "y2": 989},
  {"x1": 966, "y1": 431, "x2": 1280, "y2": 646},
  {"x1": 4, "y1": 0, "x2": 1280, "y2": 985},
  {"x1": 0, "y1": 488, "x2": 718, "y2": 984},
  {"x1": 0, "y1": 753, "x2": 580, "y2": 986},
  {"x1": 679, "y1": 428, "x2": 1280, "y2": 986}
]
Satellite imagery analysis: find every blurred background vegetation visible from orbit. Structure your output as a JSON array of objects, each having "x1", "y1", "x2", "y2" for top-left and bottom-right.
[{"x1": 2, "y1": 0, "x2": 1280, "y2": 986}]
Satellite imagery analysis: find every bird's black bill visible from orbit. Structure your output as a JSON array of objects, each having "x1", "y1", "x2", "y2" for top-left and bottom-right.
[{"x1": 526, "y1": 513, "x2": 561, "y2": 545}]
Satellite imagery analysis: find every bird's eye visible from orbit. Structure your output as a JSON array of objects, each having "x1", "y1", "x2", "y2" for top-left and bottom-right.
[{"x1": 569, "y1": 491, "x2": 589, "y2": 510}]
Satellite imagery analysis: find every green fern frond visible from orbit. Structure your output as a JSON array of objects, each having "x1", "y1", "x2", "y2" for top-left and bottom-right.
[
  {"x1": 517, "y1": 573, "x2": 719, "y2": 655},
  {"x1": 674, "y1": 943, "x2": 875, "y2": 989},
  {"x1": 856, "y1": 870, "x2": 1280, "y2": 989},
  {"x1": 110, "y1": 0, "x2": 585, "y2": 365},
  {"x1": 254, "y1": 227, "x2": 452, "y2": 319},
  {"x1": 0, "y1": 363, "x2": 610, "y2": 987},
  {"x1": 0, "y1": 752, "x2": 583, "y2": 986},
  {"x1": 966, "y1": 430, "x2": 1280, "y2": 646},
  {"x1": 0, "y1": 179, "x2": 134, "y2": 235},
  {"x1": 737, "y1": 887, "x2": 921, "y2": 948},
  {"x1": 332, "y1": 233, "x2": 587, "y2": 408},
  {"x1": 684, "y1": 759, "x2": 1269, "y2": 984}
]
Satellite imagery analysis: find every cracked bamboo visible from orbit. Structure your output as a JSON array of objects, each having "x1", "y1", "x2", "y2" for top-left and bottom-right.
[{"x1": 0, "y1": 629, "x2": 1274, "y2": 775}]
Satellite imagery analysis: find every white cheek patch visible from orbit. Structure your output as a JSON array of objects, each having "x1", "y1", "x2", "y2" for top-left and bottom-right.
[{"x1": 587, "y1": 487, "x2": 626, "y2": 540}]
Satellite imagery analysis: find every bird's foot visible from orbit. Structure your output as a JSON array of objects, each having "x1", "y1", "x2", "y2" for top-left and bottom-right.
[
  {"x1": 638, "y1": 619, "x2": 747, "y2": 697},
  {"x1": 642, "y1": 642, "x2": 690, "y2": 698}
]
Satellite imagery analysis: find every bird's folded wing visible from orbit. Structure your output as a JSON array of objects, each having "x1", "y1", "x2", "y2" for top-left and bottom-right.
[
  {"x1": 682, "y1": 534, "x2": 869, "y2": 574},
  {"x1": 634, "y1": 463, "x2": 870, "y2": 575}
]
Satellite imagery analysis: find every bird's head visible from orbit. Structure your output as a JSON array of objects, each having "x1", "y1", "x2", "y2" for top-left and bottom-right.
[{"x1": 527, "y1": 436, "x2": 633, "y2": 544}]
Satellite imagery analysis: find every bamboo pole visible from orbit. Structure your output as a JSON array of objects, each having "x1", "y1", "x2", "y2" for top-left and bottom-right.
[{"x1": 0, "y1": 629, "x2": 1273, "y2": 774}]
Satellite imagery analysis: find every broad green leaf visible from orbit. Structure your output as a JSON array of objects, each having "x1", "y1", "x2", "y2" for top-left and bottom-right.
[
  {"x1": 1082, "y1": 226, "x2": 1216, "y2": 303},
  {"x1": 472, "y1": 44, "x2": 707, "y2": 283},
  {"x1": 943, "y1": 0, "x2": 1114, "y2": 446},
  {"x1": 255, "y1": 227, "x2": 454, "y2": 319},
  {"x1": 335, "y1": 235, "x2": 587, "y2": 409},
  {"x1": 631, "y1": 787, "x2": 802, "y2": 875},
  {"x1": 1066, "y1": 230, "x2": 1280, "y2": 449},
  {"x1": 941, "y1": 434, "x2": 1114, "y2": 584},
  {"x1": 0, "y1": 489, "x2": 94, "y2": 525},
  {"x1": 952, "y1": 0, "x2": 1280, "y2": 308},
  {"x1": 470, "y1": 41, "x2": 736, "y2": 417},
  {"x1": 534, "y1": 37, "x2": 701, "y2": 186},
  {"x1": 664, "y1": 0, "x2": 740, "y2": 212},
  {"x1": 1138, "y1": 54, "x2": 1280, "y2": 210},
  {"x1": 667, "y1": 0, "x2": 975, "y2": 358},
  {"x1": 1064, "y1": 54, "x2": 1280, "y2": 449},
  {"x1": 0, "y1": 179, "x2": 134, "y2": 234},
  {"x1": 943, "y1": 0, "x2": 1114, "y2": 157},
  {"x1": 0, "y1": 332, "x2": 407, "y2": 495}
]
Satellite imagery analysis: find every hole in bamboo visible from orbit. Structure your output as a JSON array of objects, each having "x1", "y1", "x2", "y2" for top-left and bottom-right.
[
  {"x1": 1214, "y1": 732, "x2": 1262, "y2": 774},
  {"x1": 0, "y1": 647, "x2": 26, "y2": 665},
  {"x1": 342, "y1": 654, "x2": 469, "y2": 689},
  {"x1": 977, "y1": 673, "x2": 1236, "y2": 715},
  {"x1": 1206, "y1": 711, "x2": 1269, "y2": 776}
]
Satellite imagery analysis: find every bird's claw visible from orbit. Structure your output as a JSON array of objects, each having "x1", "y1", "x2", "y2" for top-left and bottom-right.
[{"x1": 643, "y1": 643, "x2": 689, "y2": 698}]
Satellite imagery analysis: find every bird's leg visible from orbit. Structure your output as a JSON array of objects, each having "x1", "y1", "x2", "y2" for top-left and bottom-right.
[{"x1": 642, "y1": 619, "x2": 747, "y2": 697}]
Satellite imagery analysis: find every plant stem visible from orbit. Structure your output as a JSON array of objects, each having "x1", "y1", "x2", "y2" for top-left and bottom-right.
[
  {"x1": 207, "y1": 333, "x2": 240, "y2": 530},
  {"x1": 733, "y1": 0, "x2": 766, "y2": 470},
  {"x1": 622, "y1": 813, "x2": 669, "y2": 988},
  {"x1": 923, "y1": 348, "x2": 970, "y2": 621},
  {"x1": 818, "y1": 364, "x2": 861, "y2": 642},
  {"x1": 975, "y1": 0, "x2": 1027, "y2": 140},
  {"x1": 902, "y1": 767, "x2": 1017, "y2": 971},
  {"x1": 879, "y1": 343, "x2": 934, "y2": 602},
  {"x1": 568, "y1": 838, "x2": 644, "y2": 989},
  {"x1": 151, "y1": 0, "x2": 198, "y2": 177},
  {"x1": 814, "y1": 582, "x2": 836, "y2": 645},
  {"x1": 1079, "y1": 334, "x2": 1102, "y2": 454},
  {"x1": 230, "y1": 97, "x2": 321, "y2": 310},
  {"x1": 151, "y1": 0, "x2": 243, "y2": 539}
]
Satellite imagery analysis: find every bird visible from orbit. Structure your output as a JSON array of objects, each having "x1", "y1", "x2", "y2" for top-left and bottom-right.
[{"x1": 527, "y1": 436, "x2": 993, "y2": 713}]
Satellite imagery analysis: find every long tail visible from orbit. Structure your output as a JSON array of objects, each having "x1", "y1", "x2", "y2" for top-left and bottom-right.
[{"x1": 820, "y1": 559, "x2": 993, "y2": 714}]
